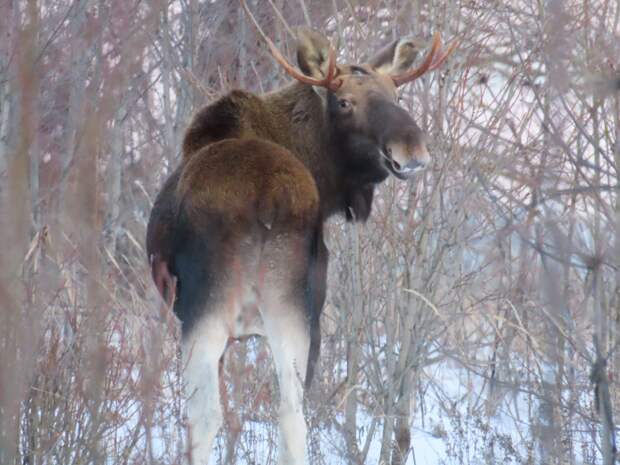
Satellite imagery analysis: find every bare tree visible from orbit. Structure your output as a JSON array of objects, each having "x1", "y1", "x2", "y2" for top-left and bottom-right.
[{"x1": 1, "y1": 1, "x2": 618, "y2": 464}]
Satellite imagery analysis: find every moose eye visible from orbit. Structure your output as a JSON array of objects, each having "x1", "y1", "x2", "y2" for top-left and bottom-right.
[{"x1": 339, "y1": 99, "x2": 351, "y2": 110}]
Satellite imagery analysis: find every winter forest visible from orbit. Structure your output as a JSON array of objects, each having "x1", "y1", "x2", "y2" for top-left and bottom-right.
[{"x1": 1, "y1": 0, "x2": 619, "y2": 464}]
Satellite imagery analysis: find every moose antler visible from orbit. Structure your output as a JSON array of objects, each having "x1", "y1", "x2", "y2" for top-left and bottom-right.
[
  {"x1": 391, "y1": 32, "x2": 458, "y2": 87},
  {"x1": 241, "y1": 0, "x2": 342, "y2": 91}
]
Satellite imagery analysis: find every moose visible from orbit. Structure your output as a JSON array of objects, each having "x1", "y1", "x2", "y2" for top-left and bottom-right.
[{"x1": 146, "y1": 16, "x2": 456, "y2": 465}]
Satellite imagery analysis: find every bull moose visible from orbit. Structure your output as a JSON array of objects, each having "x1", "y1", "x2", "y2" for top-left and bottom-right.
[{"x1": 146, "y1": 13, "x2": 456, "y2": 465}]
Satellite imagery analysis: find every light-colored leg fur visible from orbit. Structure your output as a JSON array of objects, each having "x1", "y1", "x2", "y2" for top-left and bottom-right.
[
  {"x1": 262, "y1": 299, "x2": 310, "y2": 465},
  {"x1": 183, "y1": 315, "x2": 228, "y2": 465}
]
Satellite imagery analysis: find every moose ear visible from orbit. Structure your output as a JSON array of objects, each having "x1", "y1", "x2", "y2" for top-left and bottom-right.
[
  {"x1": 369, "y1": 37, "x2": 420, "y2": 75},
  {"x1": 296, "y1": 27, "x2": 334, "y2": 79}
]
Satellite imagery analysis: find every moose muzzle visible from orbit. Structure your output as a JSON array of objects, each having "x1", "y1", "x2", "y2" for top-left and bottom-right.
[{"x1": 383, "y1": 139, "x2": 430, "y2": 179}]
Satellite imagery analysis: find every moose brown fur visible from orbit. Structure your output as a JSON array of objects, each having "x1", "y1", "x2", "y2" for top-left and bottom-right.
[{"x1": 146, "y1": 26, "x2": 455, "y2": 465}]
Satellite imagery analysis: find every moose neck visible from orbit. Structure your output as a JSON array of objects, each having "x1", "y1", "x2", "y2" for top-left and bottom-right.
[{"x1": 263, "y1": 83, "x2": 376, "y2": 221}]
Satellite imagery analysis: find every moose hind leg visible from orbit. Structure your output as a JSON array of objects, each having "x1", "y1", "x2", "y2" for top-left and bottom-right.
[
  {"x1": 262, "y1": 301, "x2": 310, "y2": 465},
  {"x1": 182, "y1": 315, "x2": 228, "y2": 465}
]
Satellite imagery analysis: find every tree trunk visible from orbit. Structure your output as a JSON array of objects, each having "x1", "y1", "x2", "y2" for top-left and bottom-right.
[{"x1": 344, "y1": 223, "x2": 363, "y2": 465}]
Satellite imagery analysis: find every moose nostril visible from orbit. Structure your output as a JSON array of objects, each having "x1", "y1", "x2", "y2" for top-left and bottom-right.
[{"x1": 392, "y1": 159, "x2": 401, "y2": 170}]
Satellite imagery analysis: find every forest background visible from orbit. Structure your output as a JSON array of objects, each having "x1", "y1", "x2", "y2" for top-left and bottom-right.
[{"x1": 1, "y1": 0, "x2": 619, "y2": 464}]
